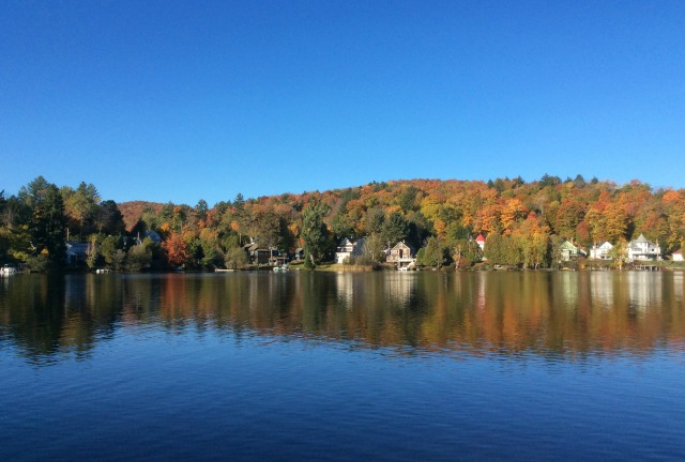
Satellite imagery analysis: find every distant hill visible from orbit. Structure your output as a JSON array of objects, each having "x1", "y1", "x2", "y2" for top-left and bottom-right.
[{"x1": 117, "y1": 201, "x2": 164, "y2": 231}]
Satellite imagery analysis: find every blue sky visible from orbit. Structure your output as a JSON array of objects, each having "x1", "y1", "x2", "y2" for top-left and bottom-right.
[{"x1": 1, "y1": 0, "x2": 683, "y2": 206}]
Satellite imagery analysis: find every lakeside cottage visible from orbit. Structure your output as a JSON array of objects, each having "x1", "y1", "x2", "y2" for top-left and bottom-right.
[
  {"x1": 386, "y1": 241, "x2": 416, "y2": 269},
  {"x1": 627, "y1": 234, "x2": 661, "y2": 261},
  {"x1": 475, "y1": 234, "x2": 486, "y2": 251},
  {"x1": 243, "y1": 241, "x2": 281, "y2": 265},
  {"x1": 136, "y1": 230, "x2": 162, "y2": 246},
  {"x1": 66, "y1": 241, "x2": 90, "y2": 268},
  {"x1": 590, "y1": 241, "x2": 613, "y2": 260},
  {"x1": 559, "y1": 240, "x2": 580, "y2": 261},
  {"x1": 335, "y1": 237, "x2": 366, "y2": 264},
  {"x1": 672, "y1": 249, "x2": 683, "y2": 262},
  {"x1": 474, "y1": 233, "x2": 487, "y2": 261}
]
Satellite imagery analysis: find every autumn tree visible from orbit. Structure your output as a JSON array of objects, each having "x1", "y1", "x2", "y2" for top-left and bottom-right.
[
  {"x1": 62, "y1": 182, "x2": 99, "y2": 238},
  {"x1": 500, "y1": 198, "x2": 529, "y2": 232},
  {"x1": 512, "y1": 212, "x2": 551, "y2": 269},
  {"x1": 163, "y1": 232, "x2": 188, "y2": 267},
  {"x1": 484, "y1": 233, "x2": 505, "y2": 264},
  {"x1": 604, "y1": 202, "x2": 628, "y2": 243},
  {"x1": 610, "y1": 238, "x2": 628, "y2": 270}
]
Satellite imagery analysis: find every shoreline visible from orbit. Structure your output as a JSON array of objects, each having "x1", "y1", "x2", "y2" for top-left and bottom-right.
[{"x1": 8, "y1": 260, "x2": 684, "y2": 276}]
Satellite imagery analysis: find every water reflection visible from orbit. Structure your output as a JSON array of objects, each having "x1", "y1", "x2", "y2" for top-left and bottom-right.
[
  {"x1": 675, "y1": 271, "x2": 684, "y2": 302},
  {"x1": 1, "y1": 271, "x2": 685, "y2": 363}
]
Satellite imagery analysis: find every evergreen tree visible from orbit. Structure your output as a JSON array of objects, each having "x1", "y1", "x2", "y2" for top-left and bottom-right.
[
  {"x1": 95, "y1": 200, "x2": 125, "y2": 234},
  {"x1": 418, "y1": 237, "x2": 445, "y2": 268},
  {"x1": 27, "y1": 180, "x2": 66, "y2": 272},
  {"x1": 301, "y1": 201, "x2": 330, "y2": 266},
  {"x1": 195, "y1": 199, "x2": 209, "y2": 222},
  {"x1": 381, "y1": 212, "x2": 409, "y2": 247}
]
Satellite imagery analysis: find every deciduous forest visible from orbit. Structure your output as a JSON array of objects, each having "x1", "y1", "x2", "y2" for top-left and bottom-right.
[{"x1": 2, "y1": 174, "x2": 684, "y2": 272}]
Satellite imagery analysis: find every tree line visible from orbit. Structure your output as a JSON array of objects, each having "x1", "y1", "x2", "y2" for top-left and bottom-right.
[{"x1": 2, "y1": 174, "x2": 684, "y2": 272}]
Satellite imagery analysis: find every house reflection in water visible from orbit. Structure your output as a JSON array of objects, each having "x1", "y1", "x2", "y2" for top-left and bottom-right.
[
  {"x1": 625, "y1": 271, "x2": 663, "y2": 314},
  {"x1": 559, "y1": 272, "x2": 579, "y2": 308},
  {"x1": 590, "y1": 270, "x2": 664, "y2": 315},
  {"x1": 476, "y1": 271, "x2": 486, "y2": 312},
  {"x1": 674, "y1": 272, "x2": 684, "y2": 303},
  {"x1": 335, "y1": 273, "x2": 355, "y2": 310},
  {"x1": 382, "y1": 273, "x2": 416, "y2": 309},
  {"x1": 333, "y1": 272, "x2": 416, "y2": 311},
  {"x1": 590, "y1": 272, "x2": 615, "y2": 309}
]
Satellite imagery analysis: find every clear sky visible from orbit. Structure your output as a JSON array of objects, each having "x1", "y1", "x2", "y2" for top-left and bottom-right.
[{"x1": 1, "y1": 0, "x2": 683, "y2": 206}]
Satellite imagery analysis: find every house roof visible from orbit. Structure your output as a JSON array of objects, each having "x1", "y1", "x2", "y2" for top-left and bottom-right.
[
  {"x1": 475, "y1": 234, "x2": 486, "y2": 242},
  {"x1": 66, "y1": 242, "x2": 89, "y2": 255},
  {"x1": 633, "y1": 233, "x2": 651, "y2": 244},
  {"x1": 392, "y1": 240, "x2": 415, "y2": 251},
  {"x1": 560, "y1": 240, "x2": 578, "y2": 250},
  {"x1": 144, "y1": 230, "x2": 162, "y2": 244},
  {"x1": 337, "y1": 237, "x2": 364, "y2": 252},
  {"x1": 338, "y1": 237, "x2": 354, "y2": 246}
]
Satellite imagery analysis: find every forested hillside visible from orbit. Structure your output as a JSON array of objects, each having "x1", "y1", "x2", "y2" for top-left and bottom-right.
[{"x1": 2, "y1": 174, "x2": 684, "y2": 272}]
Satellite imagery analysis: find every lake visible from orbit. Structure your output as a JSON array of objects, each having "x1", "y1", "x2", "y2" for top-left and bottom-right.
[{"x1": 1, "y1": 270, "x2": 684, "y2": 461}]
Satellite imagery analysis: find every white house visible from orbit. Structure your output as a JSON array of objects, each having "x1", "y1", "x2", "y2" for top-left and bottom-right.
[
  {"x1": 335, "y1": 237, "x2": 366, "y2": 264},
  {"x1": 590, "y1": 241, "x2": 613, "y2": 260},
  {"x1": 672, "y1": 249, "x2": 683, "y2": 262},
  {"x1": 627, "y1": 234, "x2": 661, "y2": 261},
  {"x1": 559, "y1": 240, "x2": 580, "y2": 261}
]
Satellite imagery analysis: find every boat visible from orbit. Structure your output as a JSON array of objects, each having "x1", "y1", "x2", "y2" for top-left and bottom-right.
[
  {"x1": 273, "y1": 264, "x2": 289, "y2": 273},
  {"x1": 397, "y1": 260, "x2": 417, "y2": 272}
]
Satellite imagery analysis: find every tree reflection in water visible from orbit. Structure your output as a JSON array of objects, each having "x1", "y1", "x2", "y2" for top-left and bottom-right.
[{"x1": 1, "y1": 271, "x2": 684, "y2": 363}]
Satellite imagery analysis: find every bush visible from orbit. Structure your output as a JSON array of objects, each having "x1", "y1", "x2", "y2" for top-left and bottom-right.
[
  {"x1": 127, "y1": 245, "x2": 152, "y2": 272},
  {"x1": 225, "y1": 247, "x2": 248, "y2": 270},
  {"x1": 303, "y1": 257, "x2": 316, "y2": 270},
  {"x1": 25, "y1": 254, "x2": 49, "y2": 273},
  {"x1": 350, "y1": 255, "x2": 376, "y2": 266}
]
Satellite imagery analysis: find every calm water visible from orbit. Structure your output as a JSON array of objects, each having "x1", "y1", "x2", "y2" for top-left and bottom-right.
[{"x1": 1, "y1": 271, "x2": 684, "y2": 461}]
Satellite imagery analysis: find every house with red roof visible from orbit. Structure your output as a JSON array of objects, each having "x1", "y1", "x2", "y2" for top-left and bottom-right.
[{"x1": 475, "y1": 234, "x2": 486, "y2": 251}]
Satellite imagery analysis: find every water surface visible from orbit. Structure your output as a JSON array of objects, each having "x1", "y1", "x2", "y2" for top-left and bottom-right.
[{"x1": 1, "y1": 271, "x2": 684, "y2": 461}]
